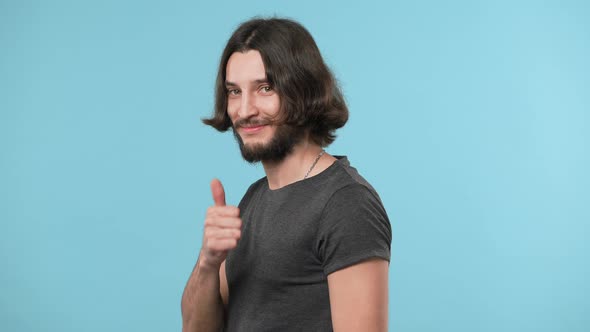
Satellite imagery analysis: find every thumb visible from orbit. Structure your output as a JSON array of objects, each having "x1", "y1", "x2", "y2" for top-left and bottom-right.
[{"x1": 210, "y1": 178, "x2": 226, "y2": 206}]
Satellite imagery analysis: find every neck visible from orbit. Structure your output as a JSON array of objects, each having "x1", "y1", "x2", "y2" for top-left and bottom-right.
[{"x1": 262, "y1": 140, "x2": 336, "y2": 190}]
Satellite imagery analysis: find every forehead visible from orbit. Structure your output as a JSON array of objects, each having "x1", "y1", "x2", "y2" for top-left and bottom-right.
[{"x1": 225, "y1": 50, "x2": 267, "y2": 84}]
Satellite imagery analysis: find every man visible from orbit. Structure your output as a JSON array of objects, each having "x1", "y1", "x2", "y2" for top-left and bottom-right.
[{"x1": 181, "y1": 18, "x2": 391, "y2": 331}]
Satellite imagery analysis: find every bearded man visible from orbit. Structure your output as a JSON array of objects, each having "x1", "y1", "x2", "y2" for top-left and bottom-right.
[{"x1": 181, "y1": 17, "x2": 392, "y2": 332}]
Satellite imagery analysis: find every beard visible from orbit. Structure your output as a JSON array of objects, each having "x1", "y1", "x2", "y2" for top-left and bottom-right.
[{"x1": 232, "y1": 122, "x2": 305, "y2": 164}]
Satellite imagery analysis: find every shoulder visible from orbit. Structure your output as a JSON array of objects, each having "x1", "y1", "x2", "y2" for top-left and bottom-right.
[
  {"x1": 318, "y1": 157, "x2": 390, "y2": 230},
  {"x1": 326, "y1": 183, "x2": 380, "y2": 208},
  {"x1": 316, "y1": 168, "x2": 392, "y2": 274},
  {"x1": 320, "y1": 182, "x2": 388, "y2": 227},
  {"x1": 320, "y1": 156, "x2": 385, "y2": 208}
]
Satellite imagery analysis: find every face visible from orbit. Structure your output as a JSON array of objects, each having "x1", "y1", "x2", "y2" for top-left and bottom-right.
[{"x1": 225, "y1": 50, "x2": 303, "y2": 163}]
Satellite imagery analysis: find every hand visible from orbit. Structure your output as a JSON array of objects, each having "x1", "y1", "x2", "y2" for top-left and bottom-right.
[{"x1": 200, "y1": 179, "x2": 242, "y2": 270}]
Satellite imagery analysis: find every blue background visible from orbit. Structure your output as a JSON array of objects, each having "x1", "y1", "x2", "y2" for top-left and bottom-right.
[{"x1": 1, "y1": 0, "x2": 589, "y2": 331}]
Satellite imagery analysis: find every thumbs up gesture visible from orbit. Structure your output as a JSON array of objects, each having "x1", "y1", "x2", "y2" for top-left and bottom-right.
[{"x1": 200, "y1": 179, "x2": 242, "y2": 270}]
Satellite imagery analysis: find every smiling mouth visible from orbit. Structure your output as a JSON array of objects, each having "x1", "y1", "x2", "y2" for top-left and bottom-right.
[{"x1": 240, "y1": 124, "x2": 267, "y2": 134}]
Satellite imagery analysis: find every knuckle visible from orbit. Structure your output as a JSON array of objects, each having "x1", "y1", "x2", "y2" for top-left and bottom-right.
[
  {"x1": 229, "y1": 206, "x2": 239, "y2": 216},
  {"x1": 220, "y1": 207, "x2": 232, "y2": 216},
  {"x1": 206, "y1": 206, "x2": 214, "y2": 215},
  {"x1": 205, "y1": 228, "x2": 218, "y2": 238},
  {"x1": 205, "y1": 217, "x2": 219, "y2": 227}
]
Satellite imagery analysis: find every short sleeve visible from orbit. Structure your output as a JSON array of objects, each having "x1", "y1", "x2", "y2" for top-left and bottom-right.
[{"x1": 316, "y1": 183, "x2": 392, "y2": 275}]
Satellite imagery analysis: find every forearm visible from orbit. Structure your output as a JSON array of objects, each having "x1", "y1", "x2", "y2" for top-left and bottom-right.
[{"x1": 181, "y1": 256, "x2": 224, "y2": 332}]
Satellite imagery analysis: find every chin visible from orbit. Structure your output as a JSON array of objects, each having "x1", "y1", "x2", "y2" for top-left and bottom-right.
[
  {"x1": 239, "y1": 134, "x2": 272, "y2": 147},
  {"x1": 232, "y1": 123, "x2": 304, "y2": 164}
]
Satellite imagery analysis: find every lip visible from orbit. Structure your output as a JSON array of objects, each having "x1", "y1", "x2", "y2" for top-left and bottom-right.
[{"x1": 240, "y1": 125, "x2": 266, "y2": 134}]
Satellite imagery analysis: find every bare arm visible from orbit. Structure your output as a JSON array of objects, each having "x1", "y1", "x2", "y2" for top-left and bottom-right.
[
  {"x1": 181, "y1": 257, "x2": 226, "y2": 332},
  {"x1": 181, "y1": 179, "x2": 240, "y2": 332},
  {"x1": 327, "y1": 258, "x2": 389, "y2": 332}
]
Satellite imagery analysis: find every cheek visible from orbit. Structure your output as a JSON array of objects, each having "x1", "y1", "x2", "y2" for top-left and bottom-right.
[
  {"x1": 259, "y1": 96, "x2": 280, "y2": 115},
  {"x1": 227, "y1": 99, "x2": 239, "y2": 120}
]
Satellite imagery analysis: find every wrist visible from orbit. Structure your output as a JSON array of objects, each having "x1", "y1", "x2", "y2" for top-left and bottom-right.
[{"x1": 197, "y1": 253, "x2": 222, "y2": 273}]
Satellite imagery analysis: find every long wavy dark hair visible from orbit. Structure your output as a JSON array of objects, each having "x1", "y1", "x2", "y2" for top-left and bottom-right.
[{"x1": 202, "y1": 17, "x2": 349, "y2": 147}]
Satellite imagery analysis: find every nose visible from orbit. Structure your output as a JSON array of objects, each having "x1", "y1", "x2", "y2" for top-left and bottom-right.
[{"x1": 237, "y1": 93, "x2": 258, "y2": 119}]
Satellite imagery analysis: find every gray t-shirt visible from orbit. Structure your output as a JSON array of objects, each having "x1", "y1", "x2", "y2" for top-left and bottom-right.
[{"x1": 224, "y1": 156, "x2": 391, "y2": 331}]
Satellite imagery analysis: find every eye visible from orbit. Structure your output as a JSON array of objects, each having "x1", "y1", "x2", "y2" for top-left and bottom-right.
[
  {"x1": 227, "y1": 89, "x2": 240, "y2": 96},
  {"x1": 259, "y1": 85, "x2": 273, "y2": 94}
]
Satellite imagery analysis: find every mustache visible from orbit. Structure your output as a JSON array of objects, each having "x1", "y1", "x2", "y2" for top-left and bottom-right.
[{"x1": 233, "y1": 118, "x2": 273, "y2": 128}]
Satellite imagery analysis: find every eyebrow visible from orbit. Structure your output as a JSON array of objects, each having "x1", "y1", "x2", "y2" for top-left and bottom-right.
[{"x1": 225, "y1": 79, "x2": 269, "y2": 87}]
